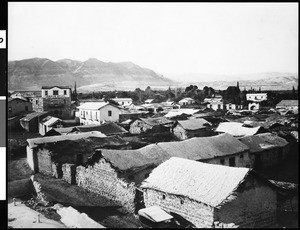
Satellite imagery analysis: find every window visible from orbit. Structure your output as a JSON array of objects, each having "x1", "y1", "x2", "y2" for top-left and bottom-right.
[
  {"x1": 36, "y1": 100, "x2": 38, "y2": 105},
  {"x1": 162, "y1": 194, "x2": 166, "y2": 200},
  {"x1": 64, "y1": 90, "x2": 67, "y2": 95},
  {"x1": 240, "y1": 154, "x2": 244, "y2": 159},
  {"x1": 220, "y1": 159, "x2": 225, "y2": 165},
  {"x1": 45, "y1": 90, "x2": 48, "y2": 96},
  {"x1": 53, "y1": 90, "x2": 59, "y2": 95},
  {"x1": 180, "y1": 199, "x2": 184, "y2": 205},
  {"x1": 108, "y1": 110, "x2": 112, "y2": 116}
]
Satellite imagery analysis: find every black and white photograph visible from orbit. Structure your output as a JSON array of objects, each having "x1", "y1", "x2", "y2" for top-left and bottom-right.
[{"x1": 6, "y1": 2, "x2": 298, "y2": 228}]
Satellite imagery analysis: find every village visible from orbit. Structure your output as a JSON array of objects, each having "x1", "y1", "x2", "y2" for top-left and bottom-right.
[{"x1": 7, "y1": 83, "x2": 298, "y2": 228}]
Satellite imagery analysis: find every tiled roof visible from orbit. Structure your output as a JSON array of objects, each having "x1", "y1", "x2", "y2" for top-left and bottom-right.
[{"x1": 177, "y1": 118, "x2": 211, "y2": 130}]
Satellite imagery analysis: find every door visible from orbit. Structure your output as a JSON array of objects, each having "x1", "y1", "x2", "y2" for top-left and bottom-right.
[{"x1": 229, "y1": 157, "x2": 236, "y2": 167}]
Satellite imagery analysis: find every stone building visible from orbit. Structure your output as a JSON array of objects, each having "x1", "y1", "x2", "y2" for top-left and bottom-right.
[
  {"x1": 141, "y1": 157, "x2": 277, "y2": 228},
  {"x1": 39, "y1": 116, "x2": 64, "y2": 136},
  {"x1": 41, "y1": 86, "x2": 72, "y2": 119},
  {"x1": 172, "y1": 118, "x2": 213, "y2": 140},
  {"x1": 129, "y1": 117, "x2": 173, "y2": 134},
  {"x1": 239, "y1": 133, "x2": 290, "y2": 169},
  {"x1": 8, "y1": 98, "x2": 33, "y2": 118},
  {"x1": 76, "y1": 149, "x2": 156, "y2": 213},
  {"x1": 26, "y1": 131, "x2": 131, "y2": 174}
]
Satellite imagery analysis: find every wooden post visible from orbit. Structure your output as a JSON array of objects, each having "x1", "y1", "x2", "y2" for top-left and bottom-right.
[
  {"x1": 37, "y1": 213, "x2": 40, "y2": 223},
  {"x1": 13, "y1": 198, "x2": 16, "y2": 206}
]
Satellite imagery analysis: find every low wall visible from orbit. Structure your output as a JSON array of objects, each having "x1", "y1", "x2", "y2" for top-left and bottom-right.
[{"x1": 30, "y1": 175, "x2": 50, "y2": 206}]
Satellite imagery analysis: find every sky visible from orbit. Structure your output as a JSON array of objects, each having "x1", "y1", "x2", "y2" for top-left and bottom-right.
[{"x1": 8, "y1": 2, "x2": 298, "y2": 77}]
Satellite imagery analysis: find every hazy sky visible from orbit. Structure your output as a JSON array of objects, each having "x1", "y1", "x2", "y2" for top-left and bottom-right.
[{"x1": 8, "y1": 2, "x2": 298, "y2": 76}]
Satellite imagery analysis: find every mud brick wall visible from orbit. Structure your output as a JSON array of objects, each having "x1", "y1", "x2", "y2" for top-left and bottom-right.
[
  {"x1": 52, "y1": 162, "x2": 63, "y2": 179},
  {"x1": 143, "y1": 189, "x2": 215, "y2": 228},
  {"x1": 129, "y1": 120, "x2": 152, "y2": 134},
  {"x1": 62, "y1": 163, "x2": 76, "y2": 185},
  {"x1": 76, "y1": 159, "x2": 136, "y2": 213}
]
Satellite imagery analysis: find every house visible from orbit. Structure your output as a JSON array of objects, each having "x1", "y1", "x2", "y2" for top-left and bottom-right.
[
  {"x1": 178, "y1": 97, "x2": 195, "y2": 106},
  {"x1": 246, "y1": 93, "x2": 268, "y2": 102},
  {"x1": 239, "y1": 133, "x2": 290, "y2": 169},
  {"x1": 20, "y1": 111, "x2": 49, "y2": 132},
  {"x1": 139, "y1": 133, "x2": 251, "y2": 168},
  {"x1": 276, "y1": 100, "x2": 298, "y2": 111},
  {"x1": 26, "y1": 131, "x2": 130, "y2": 174},
  {"x1": 215, "y1": 122, "x2": 266, "y2": 138},
  {"x1": 8, "y1": 98, "x2": 33, "y2": 118},
  {"x1": 112, "y1": 98, "x2": 133, "y2": 107},
  {"x1": 225, "y1": 103, "x2": 243, "y2": 110},
  {"x1": 204, "y1": 95, "x2": 223, "y2": 103},
  {"x1": 41, "y1": 86, "x2": 72, "y2": 119},
  {"x1": 76, "y1": 149, "x2": 156, "y2": 213},
  {"x1": 145, "y1": 99, "x2": 154, "y2": 104},
  {"x1": 207, "y1": 101, "x2": 224, "y2": 111},
  {"x1": 141, "y1": 157, "x2": 277, "y2": 228},
  {"x1": 39, "y1": 116, "x2": 63, "y2": 136},
  {"x1": 77, "y1": 102, "x2": 122, "y2": 125},
  {"x1": 172, "y1": 118, "x2": 213, "y2": 140},
  {"x1": 46, "y1": 122, "x2": 128, "y2": 137},
  {"x1": 246, "y1": 93, "x2": 267, "y2": 110},
  {"x1": 129, "y1": 117, "x2": 173, "y2": 134}
]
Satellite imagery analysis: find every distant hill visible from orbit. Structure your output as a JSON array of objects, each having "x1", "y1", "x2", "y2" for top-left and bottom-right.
[
  {"x1": 8, "y1": 58, "x2": 174, "y2": 91},
  {"x1": 168, "y1": 72, "x2": 298, "y2": 91}
]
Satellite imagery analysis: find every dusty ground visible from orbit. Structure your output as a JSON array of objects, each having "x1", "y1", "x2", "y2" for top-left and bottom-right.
[{"x1": 8, "y1": 198, "x2": 66, "y2": 228}]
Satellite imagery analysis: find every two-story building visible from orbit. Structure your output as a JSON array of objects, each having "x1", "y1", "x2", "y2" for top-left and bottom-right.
[
  {"x1": 77, "y1": 102, "x2": 122, "y2": 125},
  {"x1": 246, "y1": 93, "x2": 267, "y2": 111}
]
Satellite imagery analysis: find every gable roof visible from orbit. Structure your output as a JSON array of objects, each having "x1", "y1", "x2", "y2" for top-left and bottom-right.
[
  {"x1": 141, "y1": 157, "x2": 252, "y2": 207},
  {"x1": 138, "y1": 117, "x2": 173, "y2": 126},
  {"x1": 77, "y1": 102, "x2": 120, "y2": 110},
  {"x1": 164, "y1": 109, "x2": 200, "y2": 118},
  {"x1": 176, "y1": 118, "x2": 211, "y2": 130},
  {"x1": 239, "y1": 133, "x2": 288, "y2": 153},
  {"x1": 42, "y1": 86, "x2": 71, "y2": 90},
  {"x1": 75, "y1": 122, "x2": 128, "y2": 135},
  {"x1": 8, "y1": 97, "x2": 28, "y2": 103},
  {"x1": 99, "y1": 149, "x2": 154, "y2": 173},
  {"x1": 139, "y1": 133, "x2": 249, "y2": 165},
  {"x1": 27, "y1": 131, "x2": 107, "y2": 148},
  {"x1": 276, "y1": 100, "x2": 298, "y2": 107},
  {"x1": 20, "y1": 111, "x2": 48, "y2": 121},
  {"x1": 41, "y1": 116, "x2": 62, "y2": 127},
  {"x1": 179, "y1": 97, "x2": 194, "y2": 102},
  {"x1": 215, "y1": 122, "x2": 262, "y2": 137}
]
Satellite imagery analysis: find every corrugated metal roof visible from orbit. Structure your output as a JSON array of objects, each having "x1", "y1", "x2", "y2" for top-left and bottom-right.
[{"x1": 141, "y1": 157, "x2": 251, "y2": 207}]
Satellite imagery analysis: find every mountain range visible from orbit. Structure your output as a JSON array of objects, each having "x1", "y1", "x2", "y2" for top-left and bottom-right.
[
  {"x1": 8, "y1": 58, "x2": 173, "y2": 91},
  {"x1": 8, "y1": 58, "x2": 298, "y2": 92}
]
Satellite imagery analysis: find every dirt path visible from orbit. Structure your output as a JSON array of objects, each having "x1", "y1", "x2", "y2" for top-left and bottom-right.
[{"x1": 8, "y1": 199, "x2": 66, "y2": 228}]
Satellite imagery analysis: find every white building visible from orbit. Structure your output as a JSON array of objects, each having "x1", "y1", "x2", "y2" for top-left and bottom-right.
[
  {"x1": 113, "y1": 98, "x2": 133, "y2": 107},
  {"x1": 179, "y1": 97, "x2": 195, "y2": 106},
  {"x1": 77, "y1": 102, "x2": 122, "y2": 125},
  {"x1": 246, "y1": 93, "x2": 267, "y2": 102}
]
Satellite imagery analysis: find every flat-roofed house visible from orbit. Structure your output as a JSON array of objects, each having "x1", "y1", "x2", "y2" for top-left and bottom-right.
[
  {"x1": 77, "y1": 102, "x2": 122, "y2": 125},
  {"x1": 178, "y1": 97, "x2": 195, "y2": 106},
  {"x1": 112, "y1": 98, "x2": 133, "y2": 107},
  {"x1": 141, "y1": 157, "x2": 277, "y2": 228}
]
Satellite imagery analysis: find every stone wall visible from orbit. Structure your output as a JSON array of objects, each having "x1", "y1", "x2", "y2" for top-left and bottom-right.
[
  {"x1": 30, "y1": 175, "x2": 50, "y2": 206},
  {"x1": 143, "y1": 189, "x2": 215, "y2": 228},
  {"x1": 173, "y1": 126, "x2": 212, "y2": 140},
  {"x1": 37, "y1": 148, "x2": 52, "y2": 175},
  {"x1": 52, "y1": 162, "x2": 63, "y2": 179},
  {"x1": 215, "y1": 176, "x2": 277, "y2": 228},
  {"x1": 62, "y1": 163, "x2": 76, "y2": 185},
  {"x1": 76, "y1": 159, "x2": 137, "y2": 213},
  {"x1": 129, "y1": 120, "x2": 152, "y2": 134}
]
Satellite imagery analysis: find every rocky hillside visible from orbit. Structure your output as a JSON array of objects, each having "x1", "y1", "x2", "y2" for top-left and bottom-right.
[{"x1": 8, "y1": 58, "x2": 173, "y2": 91}]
